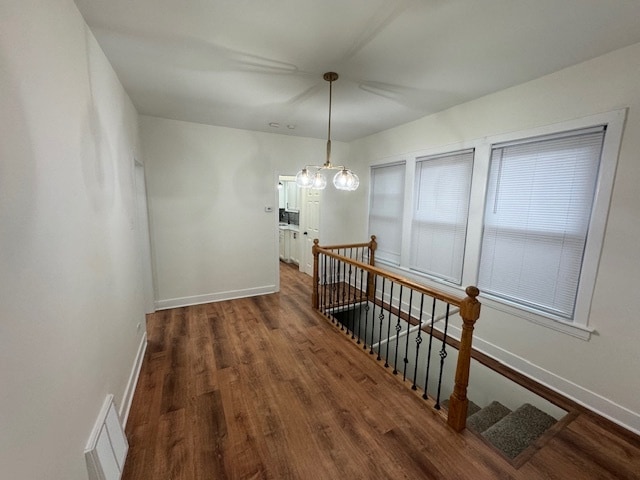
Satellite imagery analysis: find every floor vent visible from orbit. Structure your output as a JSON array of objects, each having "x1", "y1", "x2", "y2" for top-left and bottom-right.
[{"x1": 85, "y1": 394, "x2": 128, "y2": 480}]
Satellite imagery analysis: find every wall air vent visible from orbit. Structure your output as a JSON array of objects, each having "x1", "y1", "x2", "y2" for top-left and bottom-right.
[{"x1": 85, "y1": 394, "x2": 128, "y2": 480}]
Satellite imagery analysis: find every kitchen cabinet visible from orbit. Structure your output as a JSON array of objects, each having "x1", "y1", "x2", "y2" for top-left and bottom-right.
[
  {"x1": 289, "y1": 230, "x2": 299, "y2": 265},
  {"x1": 278, "y1": 183, "x2": 285, "y2": 209},
  {"x1": 278, "y1": 226, "x2": 299, "y2": 265},
  {"x1": 285, "y1": 181, "x2": 299, "y2": 212},
  {"x1": 279, "y1": 229, "x2": 286, "y2": 260}
]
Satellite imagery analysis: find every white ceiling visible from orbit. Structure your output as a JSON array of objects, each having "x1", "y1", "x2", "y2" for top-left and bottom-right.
[{"x1": 74, "y1": 0, "x2": 640, "y2": 142}]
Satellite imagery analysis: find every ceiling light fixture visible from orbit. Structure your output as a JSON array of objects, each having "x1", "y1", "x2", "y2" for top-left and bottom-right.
[{"x1": 296, "y1": 72, "x2": 359, "y2": 191}]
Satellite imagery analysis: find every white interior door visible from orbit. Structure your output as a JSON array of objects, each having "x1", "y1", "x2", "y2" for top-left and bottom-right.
[{"x1": 302, "y1": 187, "x2": 321, "y2": 276}]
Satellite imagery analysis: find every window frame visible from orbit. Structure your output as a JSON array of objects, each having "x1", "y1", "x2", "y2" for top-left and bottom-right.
[
  {"x1": 409, "y1": 149, "x2": 474, "y2": 285},
  {"x1": 367, "y1": 160, "x2": 407, "y2": 266},
  {"x1": 365, "y1": 109, "x2": 626, "y2": 340},
  {"x1": 470, "y1": 110, "x2": 625, "y2": 337}
]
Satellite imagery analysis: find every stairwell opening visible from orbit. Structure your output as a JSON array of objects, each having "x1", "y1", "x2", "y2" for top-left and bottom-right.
[{"x1": 332, "y1": 304, "x2": 570, "y2": 467}]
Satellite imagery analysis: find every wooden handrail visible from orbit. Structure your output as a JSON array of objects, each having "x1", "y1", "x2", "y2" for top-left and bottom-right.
[
  {"x1": 313, "y1": 236, "x2": 377, "y2": 310},
  {"x1": 315, "y1": 244, "x2": 464, "y2": 307},
  {"x1": 315, "y1": 241, "x2": 372, "y2": 251},
  {"x1": 312, "y1": 237, "x2": 480, "y2": 432}
]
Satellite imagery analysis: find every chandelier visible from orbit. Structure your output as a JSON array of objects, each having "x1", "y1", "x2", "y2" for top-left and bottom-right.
[{"x1": 295, "y1": 72, "x2": 359, "y2": 191}]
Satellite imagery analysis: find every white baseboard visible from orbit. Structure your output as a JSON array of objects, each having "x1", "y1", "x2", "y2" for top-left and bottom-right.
[
  {"x1": 119, "y1": 331, "x2": 147, "y2": 427},
  {"x1": 447, "y1": 324, "x2": 640, "y2": 435},
  {"x1": 154, "y1": 285, "x2": 276, "y2": 310}
]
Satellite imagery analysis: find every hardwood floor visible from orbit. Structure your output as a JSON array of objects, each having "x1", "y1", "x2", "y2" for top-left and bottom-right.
[{"x1": 122, "y1": 262, "x2": 640, "y2": 479}]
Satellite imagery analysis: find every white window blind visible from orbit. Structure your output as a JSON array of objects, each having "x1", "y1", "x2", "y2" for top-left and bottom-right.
[
  {"x1": 410, "y1": 150, "x2": 473, "y2": 284},
  {"x1": 369, "y1": 162, "x2": 405, "y2": 265},
  {"x1": 478, "y1": 126, "x2": 605, "y2": 319}
]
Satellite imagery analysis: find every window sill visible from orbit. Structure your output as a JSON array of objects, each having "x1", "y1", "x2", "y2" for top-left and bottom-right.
[
  {"x1": 374, "y1": 259, "x2": 593, "y2": 341},
  {"x1": 477, "y1": 294, "x2": 594, "y2": 341}
]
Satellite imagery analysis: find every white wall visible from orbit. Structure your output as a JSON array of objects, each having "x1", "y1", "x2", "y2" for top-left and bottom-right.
[
  {"x1": 350, "y1": 42, "x2": 640, "y2": 433},
  {"x1": 140, "y1": 116, "x2": 357, "y2": 308},
  {"x1": 0, "y1": 1, "x2": 148, "y2": 478}
]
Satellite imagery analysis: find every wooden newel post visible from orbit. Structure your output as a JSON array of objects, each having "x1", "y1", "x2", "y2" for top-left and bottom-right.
[
  {"x1": 312, "y1": 239, "x2": 320, "y2": 310},
  {"x1": 447, "y1": 286, "x2": 481, "y2": 432},
  {"x1": 366, "y1": 235, "x2": 377, "y2": 298}
]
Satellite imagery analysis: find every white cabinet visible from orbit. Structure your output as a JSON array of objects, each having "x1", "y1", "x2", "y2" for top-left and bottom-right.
[
  {"x1": 285, "y1": 181, "x2": 299, "y2": 212},
  {"x1": 278, "y1": 177, "x2": 299, "y2": 212},
  {"x1": 279, "y1": 229, "x2": 286, "y2": 260},
  {"x1": 290, "y1": 230, "x2": 299, "y2": 265},
  {"x1": 279, "y1": 226, "x2": 299, "y2": 265}
]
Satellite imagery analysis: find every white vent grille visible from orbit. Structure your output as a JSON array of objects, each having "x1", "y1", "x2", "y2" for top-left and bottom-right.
[{"x1": 85, "y1": 395, "x2": 128, "y2": 480}]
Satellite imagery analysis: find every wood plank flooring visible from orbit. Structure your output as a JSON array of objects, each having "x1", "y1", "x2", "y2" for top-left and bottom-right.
[{"x1": 122, "y1": 262, "x2": 640, "y2": 480}]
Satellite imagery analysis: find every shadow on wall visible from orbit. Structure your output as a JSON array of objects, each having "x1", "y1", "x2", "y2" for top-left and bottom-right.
[{"x1": 0, "y1": 47, "x2": 37, "y2": 268}]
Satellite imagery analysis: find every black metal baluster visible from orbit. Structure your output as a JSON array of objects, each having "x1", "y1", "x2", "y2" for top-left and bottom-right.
[
  {"x1": 403, "y1": 288, "x2": 414, "y2": 381},
  {"x1": 329, "y1": 254, "x2": 334, "y2": 318},
  {"x1": 357, "y1": 262, "x2": 365, "y2": 346},
  {"x1": 369, "y1": 274, "x2": 378, "y2": 355},
  {"x1": 393, "y1": 285, "x2": 404, "y2": 375},
  {"x1": 412, "y1": 294, "x2": 425, "y2": 391},
  {"x1": 330, "y1": 256, "x2": 336, "y2": 322},
  {"x1": 321, "y1": 253, "x2": 326, "y2": 316},
  {"x1": 377, "y1": 278, "x2": 386, "y2": 361},
  {"x1": 318, "y1": 252, "x2": 324, "y2": 315},
  {"x1": 333, "y1": 255, "x2": 339, "y2": 325},
  {"x1": 350, "y1": 262, "x2": 359, "y2": 341},
  {"x1": 434, "y1": 304, "x2": 451, "y2": 410},
  {"x1": 339, "y1": 257, "x2": 345, "y2": 331},
  {"x1": 347, "y1": 249, "x2": 354, "y2": 338},
  {"x1": 384, "y1": 281, "x2": 394, "y2": 368},
  {"x1": 341, "y1": 250, "x2": 348, "y2": 308},
  {"x1": 423, "y1": 297, "x2": 437, "y2": 400},
  {"x1": 332, "y1": 255, "x2": 337, "y2": 308}
]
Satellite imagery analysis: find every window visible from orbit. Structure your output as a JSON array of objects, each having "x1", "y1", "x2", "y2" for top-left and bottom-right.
[
  {"x1": 369, "y1": 162, "x2": 406, "y2": 265},
  {"x1": 478, "y1": 127, "x2": 605, "y2": 320},
  {"x1": 365, "y1": 109, "x2": 624, "y2": 335},
  {"x1": 410, "y1": 150, "x2": 473, "y2": 284}
]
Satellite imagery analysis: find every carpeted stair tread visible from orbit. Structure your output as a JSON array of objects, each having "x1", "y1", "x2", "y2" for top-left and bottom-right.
[
  {"x1": 441, "y1": 399, "x2": 481, "y2": 417},
  {"x1": 482, "y1": 403, "x2": 557, "y2": 459},
  {"x1": 467, "y1": 401, "x2": 512, "y2": 433}
]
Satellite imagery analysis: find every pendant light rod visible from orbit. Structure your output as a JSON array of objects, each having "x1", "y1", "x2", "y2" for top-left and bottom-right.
[
  {"x1": 324, "y1": 72, "x2": 338, "y2": 168},
  {"x1": 294, "y1": 71, "x2": 359, "y2": 191}
]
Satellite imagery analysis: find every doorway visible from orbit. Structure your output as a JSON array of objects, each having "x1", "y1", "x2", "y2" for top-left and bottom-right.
[
  {"x1": 301, "y1": 186, "x2": 321, "y2": 276},
  {"x1": 276, "y1": 175, "x2": 321, "y2": 277}
]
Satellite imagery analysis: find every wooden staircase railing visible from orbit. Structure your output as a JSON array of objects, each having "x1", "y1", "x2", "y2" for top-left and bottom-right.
[{"x1": 312, "y1": 236, "x2": 480, "y2": 432}]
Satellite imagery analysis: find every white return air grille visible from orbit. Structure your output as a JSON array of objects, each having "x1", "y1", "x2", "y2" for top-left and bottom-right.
[{"x1": 85, "y1": 395, "x2": 128, "y2": 480}]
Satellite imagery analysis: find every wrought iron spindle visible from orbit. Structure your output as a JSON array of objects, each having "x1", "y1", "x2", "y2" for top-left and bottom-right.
[
  {"x1": 321, "y1": 254, "x2": 327, "y2": 313},
  {"x1": 403, "y1": 288, "x2": 414, "y2": 381},
  {"x1": 342, "y1": 254, "x2": 349, "y2": 305},
  {"x1": 369, "y1": 274, "x2": 378, "y2": 355},
  {"x1": 331, "y1": 256, "x2": 337, "y2": 321},
  {"x1": 347, "y1": 250, "x2": 354, "y2": 338},
  {"x1": 350, "y1": 262, "x2": 359, "y2": 340},
  {"x1": 357, "y1": 262, "x2": 365, "y2": 345},
  {"x1": 384, "y1": 281, "x2": 394, "y2": 368},
  {"x1": 434, "y1": 303, "x2": 451, "y2": 410},
  {"x1": 331, "y1": 254, "x2": 336, "y2": 320},
  {"x1": 392, "y1": 285, "x2": 404, "y2": 375},
  {"x1": 423, "y1": 297, "x2": 438, "y2": 400},
  {"x1": 320, "y1": 253, "x2": 326, "y2": 315},
  {"x1": 339, "y1": 258, "x2": 346, "y2": 331},
  {"x1": 332, "y1": 255, "x2": 338, "y2": 323},
  {"x1": 377, "y1": 277, "x2": 386, "y2": 361},
  {"x1": 412, "y1": 293, "x2": 426, "y2": 390}
]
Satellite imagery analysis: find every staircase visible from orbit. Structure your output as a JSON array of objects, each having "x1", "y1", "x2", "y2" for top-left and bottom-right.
[{"x1": 446, "y1": 399, "x2": 558, "y2": 461}]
